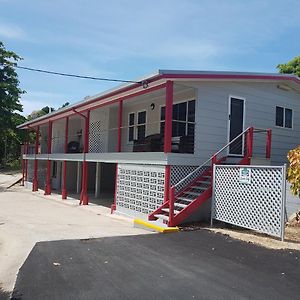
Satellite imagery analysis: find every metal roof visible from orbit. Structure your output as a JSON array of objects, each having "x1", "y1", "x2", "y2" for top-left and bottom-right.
[{"x1": 17, "y1": 69, "x2": 300, "y2": 129}]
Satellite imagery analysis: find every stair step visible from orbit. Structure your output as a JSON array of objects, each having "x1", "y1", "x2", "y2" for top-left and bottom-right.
[
  {"x1": 183, "y1": 191, "x2": 201, "y2": 197},
  {"x1": 175, "y1": 203, "x2": 188, "y2": 208},
  {"x1": 191, "y1": 186, "x2": 208, "y2": 190},
  {"x1": 162, "y1": 208, "x2": 181, "y2": 214},
  {"x1": 154, "y1": 214, "x2": 169, "y2": 221},
  {"x1": 177, "y1": 197, "x2": 194, "y2": 202},
  {"x1": 197, "y1": 181, "x2": 210, "y2": 184}
]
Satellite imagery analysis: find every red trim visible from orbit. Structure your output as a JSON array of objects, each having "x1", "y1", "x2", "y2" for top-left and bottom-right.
[
  {"x1": 161, "y1": 73, "x2": 300, "y2": 84},
  {"x1": 117, "y1": 100, "x2": 123, "y2": 152},
  {"x1": 20, "y1": 82, "x2": 166, "y2": 128},
  {"x1": 168, "y1": 187, "x2": 175, "y2": 226},
  {"x1": 44, "y1": 121, "x2": 52, "y2": 195},
  {"x1": 164, "y1": 81, "x2": 173, "y2": 153},
  {"x1": 164, "y1": 165, "x2": 171, "y2": 203},
  {"x1": 246, "y1": 127, "x2": 254, "y2": 158},
  {"x1": 266, "y1": 129, "x2": 272, "y2": 159},
  {"x1": 62, "y1": 117, "x2": 69, "y2": 199},
  {"x1": 111, "y1": 164, "x2": 118, "y2": 214},
  {"x1": 25, "y1": 130, "x2": 29, "y2": 182},
  {"x1": 32, "y1": 126, "x2": 39, "y2": 192}
]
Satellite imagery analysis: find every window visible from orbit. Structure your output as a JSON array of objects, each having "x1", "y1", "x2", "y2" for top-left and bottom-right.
[
  {"x1": 160, "y1": 100, "x2": 195, "y2": 137},
  {"x1": 276, "y1": 106, "x2": 293, "y2": 128},
  {"x1": 128, "y1": 113, "x2": 135, "y2": 142},
  {"x1": 137, "y1": 111, "x2": 146, "y2": 140},
  {"x1": 128, "y1": 111, "x2": 147, "y2": 142}
]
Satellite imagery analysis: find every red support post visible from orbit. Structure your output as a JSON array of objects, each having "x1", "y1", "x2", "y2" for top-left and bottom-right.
[
  {"x1": 62, "y1": 117, "x2": 69, "y2": 199},
  {"x1": 168, "y1": 186, "x2": 175, "y2": 227},
  {"x1": 25, "y1": 130, "x2": 28, "y2": 182},
  {"x1": 266, "y1": 129, "x2": 272, "y2": 159},
  {"x1": 44, "y1": 121, "x2": 53, "y2": 195},
  {"x1": 164, "y1": 81, "x2": 173, "y2": 153},
  {"x1": 80, "y1": 110, "x2": 90, "y2": 205},
  {"x1": 246, "y1": 127, "x2": 254, "y2": 159},
  {"x1": 32, "y1": 126, "x2": 39, "y2": 192},
  {"x1": 117, "y1": 100, "x2": 123, "y2": 152},
  {"x1": 21, "y1": 143, "x2": 25, "y2": 186},
  {"x1": 164, "y1": 165, "x2": 171, "y2": 203}
]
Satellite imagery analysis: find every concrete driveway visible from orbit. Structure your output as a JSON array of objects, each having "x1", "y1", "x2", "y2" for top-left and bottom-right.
[
  {"x1": 11, "y1": 230, "x2": 300, "y2": 300},
  {"x1": 0, "y1": 176, "x2": 148, "y2": 294}
]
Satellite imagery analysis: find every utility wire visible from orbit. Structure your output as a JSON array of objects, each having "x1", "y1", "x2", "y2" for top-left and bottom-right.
[{"x1": 13, "y1": 65, "x2": 147, "y2": 85}]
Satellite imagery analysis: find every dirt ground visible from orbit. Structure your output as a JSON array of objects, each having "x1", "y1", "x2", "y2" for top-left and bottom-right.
[{"x1": 181, "y1": 219, "x2": 300, "y2": 251}]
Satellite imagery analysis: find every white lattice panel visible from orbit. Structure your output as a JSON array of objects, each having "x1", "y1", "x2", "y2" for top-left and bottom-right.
[
  {"x1": 116, "y1": 164, "x2": 165, "y2": 216},
  {"x1": 171, "y1": 165, "x2": 207, "y2": 193},
  {"x1": 89, "y1": 109, "x2": 108, "y2": 153},
  {"x1": 212, "y1": 165, "x2": 286, "y2": 239}
]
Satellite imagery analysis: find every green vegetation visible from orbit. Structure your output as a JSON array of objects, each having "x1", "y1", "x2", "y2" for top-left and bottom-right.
[
  {"x1": 277, "y1": 55, "x2": 300, "y2": 77},
  {"x1": 0, "y1": 41, "x2": 26, "y2": 169}
]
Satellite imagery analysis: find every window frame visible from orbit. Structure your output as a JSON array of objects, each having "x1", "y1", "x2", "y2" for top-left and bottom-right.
[
  {"x1": 127, "y1": 110, "x2": 147, "y2": 143},
  {"x1": 159, "y1": 98, "x2": 196, "y2": 137},
  {"x1": 275, "y1": 106, "x2": 293, "y2": 130}
]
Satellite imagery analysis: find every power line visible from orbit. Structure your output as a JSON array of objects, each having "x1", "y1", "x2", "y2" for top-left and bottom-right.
[{"x1": 13, "y1": 65, "x2": 148, "y2": 86}]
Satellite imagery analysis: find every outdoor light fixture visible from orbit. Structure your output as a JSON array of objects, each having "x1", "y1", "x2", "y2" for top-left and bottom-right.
[
  {"x1": 142, "y1": 80, "x2": 149, "y2": 89},
  {"x1": 150, "y1": 103, "x2": 155, "y2": 110}
]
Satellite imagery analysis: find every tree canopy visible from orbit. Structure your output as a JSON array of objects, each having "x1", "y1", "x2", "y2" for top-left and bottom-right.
[
  {"x1": 0, "y1": 41, "x2": 26, "y2": 168},
  {"x1": 277, "y1": 55, "x2": 300, "y2": 77}
]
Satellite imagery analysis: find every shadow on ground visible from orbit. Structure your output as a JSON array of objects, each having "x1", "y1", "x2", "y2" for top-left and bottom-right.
[
  {"x1": 12, "y1": 230, "x2": 300, "y2": 300},
  {"x1": 0, "y1": 288, "x2": 10, "y2": 300}
]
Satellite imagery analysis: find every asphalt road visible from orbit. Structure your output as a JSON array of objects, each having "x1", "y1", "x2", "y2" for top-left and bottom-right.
[{"x1": 12, "y1": 230, "x2": 300, "y2": 300}]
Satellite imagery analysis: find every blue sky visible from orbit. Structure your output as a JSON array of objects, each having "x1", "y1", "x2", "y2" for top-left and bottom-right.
[{"x1": 0, "y1": 0, "x2": 299, "y2": 116}]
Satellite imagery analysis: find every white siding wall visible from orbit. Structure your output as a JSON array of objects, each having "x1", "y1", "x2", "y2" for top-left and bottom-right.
[
  {"x1": 196, "y1": 82, "x2": 300, "y2": 165},
  {"x1": 52, "y1": 120, "x2": 66, "y2": 153}
]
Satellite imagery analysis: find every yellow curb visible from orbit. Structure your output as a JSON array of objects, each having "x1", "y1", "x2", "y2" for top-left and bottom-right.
[{"x1": 134, "y1": 218, "x2": 179, "y2": 233}]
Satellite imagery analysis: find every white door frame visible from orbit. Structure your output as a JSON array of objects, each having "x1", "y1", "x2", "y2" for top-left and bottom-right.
[{"x1": 227, "y1": 95, "x2": 246, "y2": 156}]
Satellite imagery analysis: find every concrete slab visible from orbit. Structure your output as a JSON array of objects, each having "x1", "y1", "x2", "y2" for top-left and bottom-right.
[
  {"x1": 12, "y1": 230, "x2": 300, "y2": 300},
  {"x1": 0, "y1": 183, "x2": 149, "y2": 294}
]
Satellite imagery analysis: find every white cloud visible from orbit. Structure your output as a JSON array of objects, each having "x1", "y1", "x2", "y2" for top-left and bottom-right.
[{"x1": 0, "y1": 23, "x2": 26, "y2": 40}]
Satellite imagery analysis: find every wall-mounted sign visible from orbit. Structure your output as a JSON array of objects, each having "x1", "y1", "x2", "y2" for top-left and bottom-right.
[{"x1": 239, "y1": 167, "x2": 251, "y2": 184}]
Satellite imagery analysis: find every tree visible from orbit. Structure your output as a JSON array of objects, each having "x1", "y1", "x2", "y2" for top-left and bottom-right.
[
  {"x1": 27, "y1": 102, "x2": 70, "y2": 120},
  {"x1": 277, "y1": 55, "x2": 300, "y2": 77},
  {"x1": 0, "y1": 41, "x2": 25, "y2": 168}
]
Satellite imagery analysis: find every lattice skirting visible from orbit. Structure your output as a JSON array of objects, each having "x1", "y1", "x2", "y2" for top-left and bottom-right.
[
  {"x1": 212, "y1": 165, "x2": 286, "y2": 238},
  {"x1": 116, "y1": 164, "x2": 165, "y2": 217}
]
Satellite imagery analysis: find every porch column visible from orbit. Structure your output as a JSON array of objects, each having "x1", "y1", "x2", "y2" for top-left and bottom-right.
[
  {"x1": 44, "y1": 121, "x2": 53, "y2": 195},
  {"x1": 163, "y1": 81, "x2": 173, "y2": 203},
  {"x1": 95, "y1": 162, "x2": 101, "y2": 198},
  {"x1": 117, "y1": 100, "x2": 123, "y2": 152},
  {"x1": 25, "y1": 130, "x2": 29, "y2": 183},
  {"x1": 164, "y1": 80, "x2": 173, "y2": 153},
  {"x1": 32, "y1": 126, "x2": 40, "y2": 192},
  {"x1": 62, "y1": 117, "x2": 69, "y2": 199},
  {"x1": 21, "y1": 142, "x2": 25, "y2": 186},
  {"x1": 80, "y1": 110, "x2": 90, "y2": 205}
]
